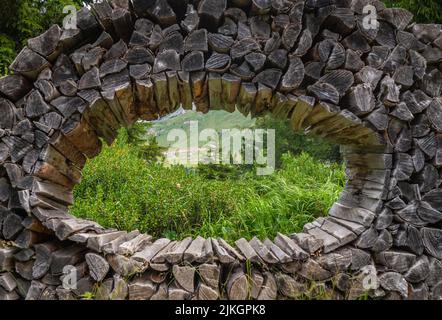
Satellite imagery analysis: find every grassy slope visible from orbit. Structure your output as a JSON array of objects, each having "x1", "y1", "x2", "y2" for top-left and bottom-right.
[
  {"x1": 150, "y1": 109, "x2": 256, "y2": 148},
  {"x1": 70, "y1": 128, "x2": 345, "y2": 243}
]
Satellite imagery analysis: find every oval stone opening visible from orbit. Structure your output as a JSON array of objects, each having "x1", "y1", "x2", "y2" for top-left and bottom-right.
[{"x1": 1, "y1": 0, "x2": 442, "y2": 300}]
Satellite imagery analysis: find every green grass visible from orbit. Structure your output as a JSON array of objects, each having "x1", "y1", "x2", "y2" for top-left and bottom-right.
[
  {"x1": 70, "y1": 128, "x2": 345, "y2": 243},
  {"x1": 150, "y1": 109, "x2": 256, "y2": 148},
  {"x1": 149, "y1": 109, "x2": 342, "y2": 168}
]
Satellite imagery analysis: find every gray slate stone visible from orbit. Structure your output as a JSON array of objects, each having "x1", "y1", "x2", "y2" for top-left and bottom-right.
[
  {"x1": 85, "y1": 253, "x2": 110, "y2": 282},
  {"x1": 290, "y1": 232, "x2": 323, "y2": 253},
  {"x1": 375, "y1": 251, "x2": 416, "y2": 273},
  {"x1": 298, "y1": 259, "x2": 333, "y2": 281},
  {"x1": 379, "y1": 272, "x2": 409, "y2": 298},
  {"x1": 329, "y1": 203, "x2": 376, "y2": 227},
  {"x1": 405, "y1": 256, "x2": 430, "y2": 283}
]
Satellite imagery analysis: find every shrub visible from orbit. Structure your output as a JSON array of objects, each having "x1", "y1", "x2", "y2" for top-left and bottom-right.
[
  {"x1": 0, "y1": 0, "x2": 88, "y2": 75},
  {"x1": 0, "y1": 35, "x2": 15, "y2": 75},
  {"x1": 255, "y1": 115, "x2": 342, "y2": 167}
]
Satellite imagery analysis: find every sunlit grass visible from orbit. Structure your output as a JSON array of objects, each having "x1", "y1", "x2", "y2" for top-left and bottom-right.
[{"x1": 71, "y1": 130, "x2": 345, "y2": 243}]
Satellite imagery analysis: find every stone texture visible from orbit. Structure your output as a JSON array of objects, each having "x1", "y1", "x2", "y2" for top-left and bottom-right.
[
  {"x1": 379, "y1": 272, "x2": 409, "y2": 298},
  {"x1": 0, "y1": 0, "x2": 440, "y2": 302}
]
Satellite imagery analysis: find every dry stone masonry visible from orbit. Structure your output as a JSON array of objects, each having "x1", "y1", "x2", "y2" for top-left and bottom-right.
[{"x1": 1, "y1": 0, "x2": 442, "y2": 300}]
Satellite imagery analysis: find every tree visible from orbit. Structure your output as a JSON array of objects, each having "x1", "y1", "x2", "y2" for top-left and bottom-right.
[
  {"x1": 124, "y1": 122, "x2": 166, "y2": 163},
  {"x1": 0, "y1": 0, "x2": 90, "y2": 75},
  {"x1": 383, "y1": 0, "x2": 442, "y2": 23}
]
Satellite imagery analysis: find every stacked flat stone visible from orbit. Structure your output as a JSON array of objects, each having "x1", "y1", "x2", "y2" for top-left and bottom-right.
[{"x1": 1, "y1": 0, "x2": 442, "y2": 300}]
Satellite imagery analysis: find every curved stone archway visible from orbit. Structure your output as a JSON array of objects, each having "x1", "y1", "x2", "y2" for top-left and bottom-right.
[{"x1": 1, "y1": 0, "x2": 442, "y2": 300}]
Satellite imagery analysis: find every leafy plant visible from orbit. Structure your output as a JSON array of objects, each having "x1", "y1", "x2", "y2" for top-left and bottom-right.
[
  {"x1": 0, "y1": 0, "x2": 89, "y2": 75},
  {"x1": 0, "y1": 34, "x2": 15, "y2": 75}
]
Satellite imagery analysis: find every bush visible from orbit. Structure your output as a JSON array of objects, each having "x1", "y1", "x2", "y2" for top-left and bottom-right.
[
  {"x1": 255, "y1": 115, "x2": 341, "y2": 168},
  {"x1": 0, "y1": 35, "x2": 15, "y2": 75},
  {"x1": 71, "y1": 129, "x2": 345, "y2": 243},
  {"x1": 0, "y1": 0, "x2": 88, "y2": 75}
]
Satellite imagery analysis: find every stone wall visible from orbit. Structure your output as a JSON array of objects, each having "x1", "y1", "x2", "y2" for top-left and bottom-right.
[{"x1": 1, "y1": 0, "x2": 442, "y2": 300}]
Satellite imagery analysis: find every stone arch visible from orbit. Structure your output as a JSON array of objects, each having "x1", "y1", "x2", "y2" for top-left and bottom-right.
[{"x1": 0, "y1": 0, "x2": 442, "y2": 300}]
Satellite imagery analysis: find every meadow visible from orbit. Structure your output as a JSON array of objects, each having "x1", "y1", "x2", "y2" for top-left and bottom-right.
[{"x1": 70, "y1": 116, "x2": 345, "y2": 243}]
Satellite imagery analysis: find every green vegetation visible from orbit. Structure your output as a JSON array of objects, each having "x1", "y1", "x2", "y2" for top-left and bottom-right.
[
  {"x1": 0, "y1": 0, "x2": 90, "y2": 75},
  {"x1": 150, "y1": 109, "x2": 256, "y2": 147},
  {"x1": 71, "y1": 124, "x2": 345, "y2": 243},
  {"x1": 255, "y1": 115, "x2": 342, "y2": 167},
  {"x1": 383, "y1": 0, "x2": 442, "y2": 23},
  {"x1": 7, "y1": 0, "x2": 440, "y2": 243},
  {"x1": 149, "y1": 109, "x2": 341, "y2": 168}
]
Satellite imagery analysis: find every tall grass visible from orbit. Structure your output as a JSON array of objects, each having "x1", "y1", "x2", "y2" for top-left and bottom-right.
[{"x1": 71, "y1": 129, "x2": 345, "y2": 243}]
